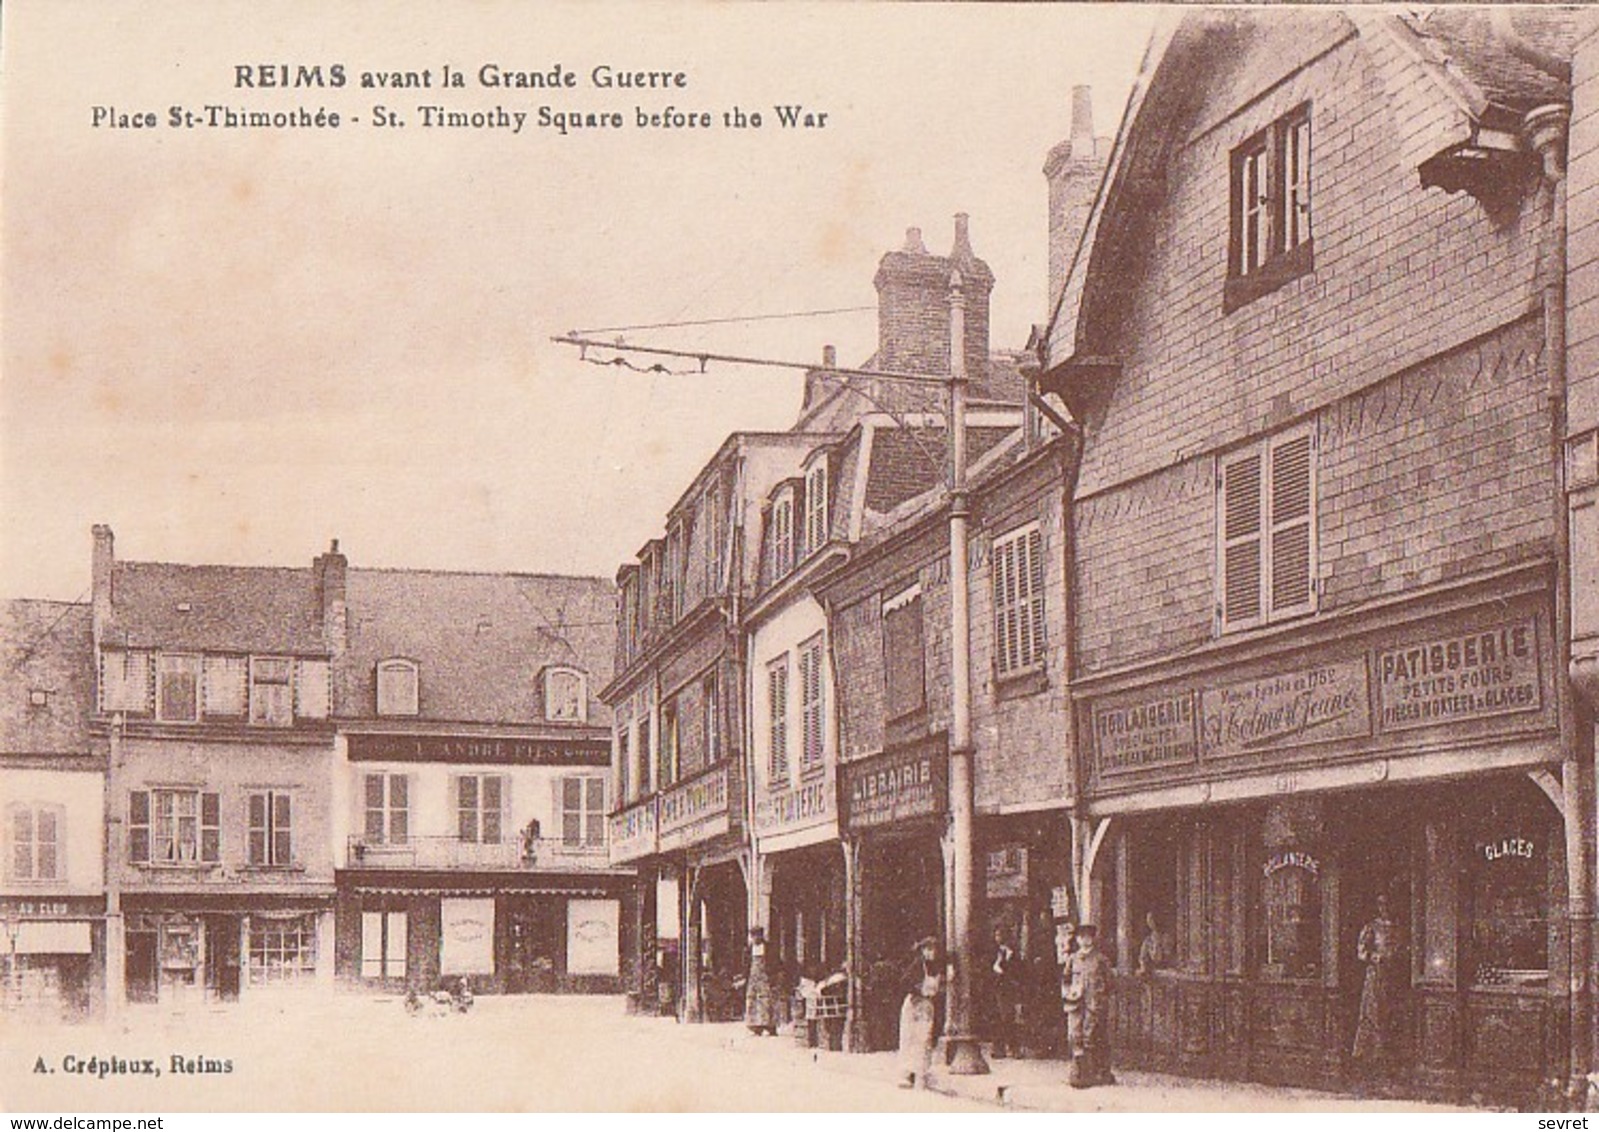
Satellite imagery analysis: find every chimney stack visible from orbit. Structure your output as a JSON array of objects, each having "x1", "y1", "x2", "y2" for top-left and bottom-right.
[
  {"x1": 874, "y1": 215, "x2": 993, "y2": 381},
  {"x1": 91, "y1": 524, "x2": 114, "y2": 647},
  {"x1": 314, "y1": 538, "x2": 348, "y2": 657},
  {"x1": 1044, "y1": 85, "x2": 1112, "y2": 316}
]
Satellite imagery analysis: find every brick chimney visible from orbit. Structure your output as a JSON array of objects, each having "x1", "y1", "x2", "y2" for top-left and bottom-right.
[
  {"x1": 874, "y1": 218, "x2": 993, "y2": 380},
  {"x1": 91, "y1": 524, "x2": 114, "y2": 648},
  {"x1": 314, "y1": 538, "x2": 348, "y2": 657},
  {"x1": 1044, "y1": 85, "x2": 1112, "y2": 313}
]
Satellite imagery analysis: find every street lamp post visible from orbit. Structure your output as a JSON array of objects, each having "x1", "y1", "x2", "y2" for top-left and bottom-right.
[{"x1": 943, "y1": 266, "x2": 988, "y2": 1076}]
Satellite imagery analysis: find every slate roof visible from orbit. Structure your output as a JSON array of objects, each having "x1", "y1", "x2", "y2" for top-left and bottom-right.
[
  {"x1": 1, "y1": 600, "x2": 94, "y2": 755},
  {"x1": 104, "y1": 562, "x2": 325, "y2": 654},
  {"x1": 1397, "y1": 8, "x2": 1574, "y2": 116},
  {"x1": 338, "y1": 569, "x2": 615, "y2": 728}
]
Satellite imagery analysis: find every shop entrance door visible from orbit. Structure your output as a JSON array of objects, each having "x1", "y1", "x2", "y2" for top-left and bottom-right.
[
  {"x1": 1340, "y1": 815, "x2": 1413, "y2": 1081},
  {"x1": 125, "y1": 930, "x2": 158, "y2": 1003},
  {"x1": 203, "y1": 915, "x2": 241, "y2": 1001},
  {"x1": 505, "y1": 899, "x2": 558, "y2": 993}
]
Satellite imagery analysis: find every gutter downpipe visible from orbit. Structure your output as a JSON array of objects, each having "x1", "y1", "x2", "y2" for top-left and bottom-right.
[{"x1": 1525, "y1": 99, "x2": 1591, "y2": 1102}]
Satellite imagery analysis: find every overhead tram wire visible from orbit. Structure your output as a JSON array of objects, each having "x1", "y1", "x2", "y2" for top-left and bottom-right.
[
  {"x1": 553, "y1": 334, "x2": 954, "y2": 387},
  {"x1": 573, "y1": 306, "x2": 874, "y2": 336}
]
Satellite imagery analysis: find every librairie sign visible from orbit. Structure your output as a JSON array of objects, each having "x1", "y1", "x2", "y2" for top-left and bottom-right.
[
  {"x1": 842, "y1": 741, "x2": 947, "y2": 832},
  {"x1": 1201, "y1": 658, "x2": 1371, "y2": 759},
  {"x1": 1377, "y1": 621, "x2": 1541, "y2": 732}
]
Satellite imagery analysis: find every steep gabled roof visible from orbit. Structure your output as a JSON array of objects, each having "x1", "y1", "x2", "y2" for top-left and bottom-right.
[
  {"x1": 339, "y1": 569, "x2": 615, "y2": 728},
  {"x1": 1, "y1": 600, "x2": 94, "y2": 755},
  {"x1": 104, "y1": 561, "x2": 325, "y2": 654}
]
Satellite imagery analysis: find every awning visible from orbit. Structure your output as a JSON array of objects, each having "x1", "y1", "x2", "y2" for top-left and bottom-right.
[{"x1": 9, "y1": 920, "x2": 92, "y2": 955}]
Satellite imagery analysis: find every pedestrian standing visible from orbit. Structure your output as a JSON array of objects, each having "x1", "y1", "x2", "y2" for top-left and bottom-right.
[
  {"x1": 897, "y1": 936, "x2": 945, "y2": 1089},
  {"x1": 745, "y1": 927, "x2": 777, "y2": 1036},
  {"x1": 1352, "y1": 894, "x2": 1401, "y2": 1074},
  {"x1": 1062, "y1": 923, "x2": 1114, "y2": 1088},
  {"x1": 988, "y1": 926, "x2": 1020, "y2": 1058}
]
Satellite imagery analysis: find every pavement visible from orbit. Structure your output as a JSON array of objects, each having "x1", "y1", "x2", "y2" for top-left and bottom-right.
[
  {"x1": 658, "y1": 1012, "x2": 1485, "y2": 1113},
  {"x1": 1, "y1": 993, "x2": 1489, "y2": 1113}
]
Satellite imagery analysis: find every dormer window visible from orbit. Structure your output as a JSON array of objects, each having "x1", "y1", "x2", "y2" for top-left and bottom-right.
[
  {"x1": 375, "y1": 658, "x2": 420, "y2": 717},
  {"x1": 771, "y1": 491, "x2": 795, "y2": 577},
  {"x1": 250, "y1": 657, "x2": 293, "y2": 727},
  {"x1": 804, "y1": 459, "x2": 829, "y2": 557},
  {"x1": 156, "y1": 654, "x2": 201, "y2": 723},
  {"x1": 544, "y1": 667, "x2": 587, "y2": 723},
  {"x1": 1226, "y1": 104, "x2": 1313, "y2": 312}
]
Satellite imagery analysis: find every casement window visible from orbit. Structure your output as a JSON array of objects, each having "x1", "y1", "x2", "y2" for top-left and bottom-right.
[
  {"x1": 658, "y1": 702, "x2": 679, "y2": 787},
  {"x1": 363, "y1": 772, "x2": 410, "y2": 844},
  {"x1": 100, "y1": 649, "x2": 152, "y2": 714},
  {"x1": 767, "y1": 657, "x2": 790, "y2": 785},
  {"x1": 560, "y1": 776, "x2": 607, "y2": 848},
  {"x1": 799, "y1": 636, "x2": 826, "y2": 775},
  {"x1": 883, "y1": 586, "x2": 926, "y2": 718},
  {"x1": 361, "y1": 910, "x2": 408, "y2": 980},
  {"x1": 772, "y1": 494, "x2": 795, "y2": 578},
  {"x1": 156, "y1": 654, "x2": 201, "y2": 723},
  {"x1": 247, "y1": 791, "x2": 292, "y2": 866},
  {"x1": 249, "y1": 657, "x2": 293, "y2": 727},
  {"x1": 375, "y1": 658, "x2": 419, "y2": 717},
  {"x1": 1217, "y1": 425, "x2": 1318, "y2": 632},
  {"x1": 1227, "y1": 105, "x2": 1313, "y2": 309},
  {"x1": 455, "y1": 774, "x2": 507, "y2": 844},
  {"x1": 130, "y1": 789, "x2": 219, "y2": 866},
  {"x1": 993, "y1": 524, "x2": 1047, "y2": 676},
  {"x1": 703, "y1": 675, "x2": 721, "y2": 765},
  {"x1": 8, "y1": 803, "x2": 63, "y2": 882},
  {"x1": 203, "y1": 655, "x2": 248, "y2": 717},
  {"x1": 544, "y1": 667, "x2": 587, "y2": 723},
  {"x1": 804, "y1": 461, "x2": 829, "y2": 556}
]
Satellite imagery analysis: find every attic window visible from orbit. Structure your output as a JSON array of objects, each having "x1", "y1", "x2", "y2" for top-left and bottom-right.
[
  {"x1": 1226, "y1": 105, "x2": 1314, "y2": 312},
  {"x1": 545, "y1": 667, "x2": 587, "y2": 723},
  {"x1": 176, "y1": 602, "x2": 193, "y2": 613},
  {"x1": 28, "y1": 689, "x2": 49, "y2": 708},
  {"x1": 804, "y1": 459, "x2": 829, "y2": 557},
  {"x1": 376, "y1": 659, "x2": 420, "y2": 717}
]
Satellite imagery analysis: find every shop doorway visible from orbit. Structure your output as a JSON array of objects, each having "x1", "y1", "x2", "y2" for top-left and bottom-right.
[
  {"x1": 203, "y1": 915, "x2": 241, "y2": 1001},
  {"x1": 125, "y1": 928, "x2": 158, "y2": 1003},
  {"x1": 1339, "y1": 800, "x2": 1414, "y2": 1081},
  {"x1": 858, "y1": 832, "x2": 945, "y2": 1051},
  {"x1": 504, "y1": 898, "x2": 561, "y2": 993}
]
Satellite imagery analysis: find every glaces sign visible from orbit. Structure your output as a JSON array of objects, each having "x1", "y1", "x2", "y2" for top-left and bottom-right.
[{"x1": 1201, "y1": 659, "x2": 1370, "y2": 758}]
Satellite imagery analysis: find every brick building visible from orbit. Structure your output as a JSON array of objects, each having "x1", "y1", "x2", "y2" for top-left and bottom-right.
[
  {"x1": 1042, "y1": 9, "x2": 1585, "y2": 1105},
  {"x1": 329, "y1": 561, "x2": 629, "y2": 996},
  {"x1": 1, "y1": 598, "x2": 106, "y2": 1019}
]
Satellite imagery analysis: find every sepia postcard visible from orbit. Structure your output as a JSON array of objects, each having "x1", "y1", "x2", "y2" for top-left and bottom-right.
[{"x1": 2, "y1": 0, "x2": 1595, "y2": 1119}]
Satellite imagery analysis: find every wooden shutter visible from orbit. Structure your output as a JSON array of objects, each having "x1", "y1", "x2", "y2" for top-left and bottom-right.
[
  {"x1": 200, "y1": 792, "x2": 220, "y2": 863},
  {"x1": 387, "y1": 912, "x2": 408, "y2": 977},
  {"x1": 482, "y1": 775, "x2": 504, "y2": 844},
  {"x1": 1219, "y1": 449, "x2": 1265, "y2": 629},
  {"x1": 768, "y1": 662, "x2": 788, "y2": 783},
  {"x1": 389, "y1": 774, "x2": 409, "y2": 844},
  {"x1": 1025, "y1": 526, "x2": 1047, "y2": 667},
  {"x1": 1268, "y1": 430, "x2": 1316, "y2": 617},
  {"x1": 249, "y1": 793, "x2": 267, "y2": 865},
  {"x1": 454, "y1": 774, "x2": 475, "y2": 842},
  {"x1": 129, "y1": 790, "x2": 150, "y2": 863},
  {"x1": 801, "y1": 641, "x2": 824, "y2": 771},
  {"x1": 361, "y1": 911, "x2": 383, "y2": 978},
  {"x1": 37, "y1": 807, "x2": 59, "y2": 880},
  {"x1": 585, "y1": 778, "x2": 606, "y2": 846},
  {"x1": 363, "y1": 774, "x2": 386, "y2": 842},
  {"x1": 274, "y1": 793, "x2": 292, "y2": 865}
]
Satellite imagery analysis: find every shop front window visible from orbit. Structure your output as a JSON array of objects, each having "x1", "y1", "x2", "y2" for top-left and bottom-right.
[
  {"x1": 1261, "y1": 849, "x2": 1322, "y2": 979},
  {"x1": 1468, "y1": 829, "x2": 1549, "y2": 988},
  {"x1": 249, "y1": 914, "x2": 317, "y2": 985}
]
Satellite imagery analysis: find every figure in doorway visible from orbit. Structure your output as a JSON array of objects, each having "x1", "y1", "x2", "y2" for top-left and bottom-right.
[
  {"x1": 897, "y1": 936, "x2": 946, "y2": 1089},
  {"x1": 1061, "y1": 923, "x2": 1114, "y2": 1088},
  {"x1": 1137, "y1": 912, "x2": 1173, "y2": 975},
  {"x1": 744, "y1": 927, "x2": 777, "y2": 1036},
  {"x1": 1352, "y1": 894, "x2": 1402, "y2": 1072},
  {"x1": 988, "y1": 926, "x2": 1021, "y2": 1058}
]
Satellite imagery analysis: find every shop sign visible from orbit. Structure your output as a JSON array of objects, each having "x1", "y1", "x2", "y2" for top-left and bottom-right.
[
  {"x1": 347, "y1": 733, "x2": 609, "y2": 766},
  {"x1": 441, "y1": 897, "x2": 495, "y2": 976},
  {"x1": 1201, "y1": 659, "x2": 1370, "y2": 759},
  {"x1": 1377, "y1": 621, "x2": 1542, "y2": 733},
  {"x1": 1050, "y1": 886, "x2": 1073, "y2": 920},
  {"x1": 1093, "y1": 693, "x2": 1199, "y2": 777},
  {"x1": 608, "y1": 798, "x2": 657, "y2": 864},
  {"x1": 985, "y1": 844, "x2": 1029, "y2": 899},
  {"x1": 842, "y1": 742, "x2": 948, "y2": 832},
  {"x1": 1262, "y1": 850, "x2": 1321, "y2": 878},
  {"x1": 754, "y1": 770, "x2": 835, "y2": 838},
  {"x1": 0, "y1": 896, "x2": 102, "y2": 919},
  {"x1": 566, "y1": 898, "x2": 620, "y2": 977},
  {"x1": 657, "y1": 764, "x2": 731, "y2": 851},
  {"x1": 1479, "y1": 835, "x2": 1536, "y2": 864}
]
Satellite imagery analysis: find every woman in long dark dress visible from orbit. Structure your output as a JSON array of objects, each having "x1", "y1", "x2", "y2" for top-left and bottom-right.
[
  {"x1": 1352, "y1": 895, "x2": 1401, "y2": 1071},
  {"x1": 744, "y1": 927, "x2": 777, "y2": 1035}
]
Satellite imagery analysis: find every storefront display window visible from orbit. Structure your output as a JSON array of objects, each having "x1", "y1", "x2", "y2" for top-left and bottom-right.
[
  {"x1": 249, "y1": 914, "x2": 317, "y2": 985},
  {"x1": 1261, "y1": 850, "x2": 1321, "y2": 979},
  {"x1": 1468, "y1": 828, "x2": 1548, "y2": 988}
]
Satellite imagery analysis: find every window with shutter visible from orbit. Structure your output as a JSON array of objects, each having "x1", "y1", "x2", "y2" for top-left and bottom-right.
[
  {"x1": 455, "y1": 774, "x2": 506, "y2": 844},
  {"x1": 1217, "y1": 424, "x2": 1318, "y2": 632},
  {"x1": 376, "y1": 659, "x2": 419, "y2": 716},
  {"x1": 883, "y1": 588, "x2": 926, "y2": 719},
  {"x1": 994, "y1": 523, "x2": 1047, "y2": 675},
  {"x1": 805, "y1": 461, "x2": 829, "y2": 556},
  {"x1": 203, "y1": 655, "x2": 248, "y2": 717},
  {"x1": 249, "y1": 657, "x2": 293, "y2": 727},
  {"x1": 1227, "y1": 104, "x2": 1314, "y2": 309},
  {"x1": 799, "y1": 636, "x2": 825, "y2": 774},
  {"x1": 156, "y1": 655, "x2": 201, "y2": 722},
  {"x1": 363, "y1": 772, "x2": 409, "y2": 844},
  {"x1": 772, "y1": 495, "x2": 795, "y2": 577},
  {"x1": 768, "y1": 658, "x2": 789, "y2": 785},
  {"x1": 201, "y1": 792, "x2": 220, "y2": 863},
  {"x1": 129, "y1": 791, "x2": 150, "y2": 863},
  {"x1": 248, "y1": 790, "x2": 293, "y2": 866},
  {"x1": 6, "y1": 804, "x2": 59, "y2": 882}
]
